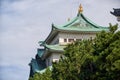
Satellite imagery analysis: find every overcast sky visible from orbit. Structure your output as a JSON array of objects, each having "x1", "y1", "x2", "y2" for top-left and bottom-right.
[{"x1": 0, "y1": 0, "x2": 120, "y2": 80}]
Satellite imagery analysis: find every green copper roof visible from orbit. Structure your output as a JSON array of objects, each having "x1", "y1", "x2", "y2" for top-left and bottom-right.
[
  {"x1": 37, "y1": 49, "x2": 44, "y2": 57},
  {"x1": 53, "y1": 13, "x2": 109, "y2": 32},
  {"x1": 45, "y1": 44, "x2": 65, "y2": 52},
  {"x1": 31, "y1": 58, "x2": 40, "y2": 73},
  {"x1": 30, "y1": 58, "x2": 52, "y2": 74},
  {"x1": 31, "y1": 58, "x2": 46, "y2": 73}
]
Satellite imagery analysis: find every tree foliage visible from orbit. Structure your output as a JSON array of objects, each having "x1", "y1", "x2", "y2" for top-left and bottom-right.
[
  {"x1": 52, "y1": 40, "x2": 94, "y2": 80},
  {"x1": 93, "y1": 24, "x2": 120, "y2": 80},
  {"x1": 29, "y1": 24, "x2": 120, "y2": 80},
  {"x1": 29, "y1": 68, "x2": 52, "y2": 80}
]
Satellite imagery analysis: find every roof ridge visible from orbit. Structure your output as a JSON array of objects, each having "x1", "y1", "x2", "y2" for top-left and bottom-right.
[
  {"x1": 63, "y1": 17, "x2": 78, "y2": 27},
  {"x1": 81, "y1": 13, "x2": 108, "y2": 28}
]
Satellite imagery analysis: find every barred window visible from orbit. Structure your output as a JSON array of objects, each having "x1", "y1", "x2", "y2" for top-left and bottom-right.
[
  {"x1": 68, "y1": 39, "x2": 74, "y2": 42},
  {"x1": 76, "y1": 39, "x2": 82, "y2": 41},
  {"x1": 64, "y1": 39, "x2": 67, "y2": 42}
]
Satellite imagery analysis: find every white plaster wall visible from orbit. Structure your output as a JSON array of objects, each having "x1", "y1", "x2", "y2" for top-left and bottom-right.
[
  {"x1": 52, "y1": 53, "x2": 62, "y2": 62},
  {"x1": 45, "y1": 53, "x2": 62, "y2": 67},
  {"x1": 49, "y1": 32, "x2": 96, "y2": 45},
  {"x1": 59, "y1": 32, "x2": 96, "y2": 45},
  {"x1": 45, "y1": 54, "x2": 53, "y2": 67},
  {"x1": 45, "y1": 32, "x2": 98, "y2": 67}
]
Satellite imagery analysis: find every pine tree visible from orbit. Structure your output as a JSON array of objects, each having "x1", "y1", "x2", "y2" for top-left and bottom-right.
[
  {"x1": 29, "y1": 68, "x2": 53, "y2": 80},
  {"x1": 93, "y1": 24, "x2": 120, "y2": 80},
  {"x1": 30, "y1": 24, "x2": 120, "y2": 80}
]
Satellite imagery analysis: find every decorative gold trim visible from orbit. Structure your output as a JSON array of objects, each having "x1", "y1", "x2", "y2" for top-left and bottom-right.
[{"x1": 78, "y1": 4, "x2": 83, "y2": 13}]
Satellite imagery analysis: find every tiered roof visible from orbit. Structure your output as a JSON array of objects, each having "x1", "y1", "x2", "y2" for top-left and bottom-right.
[
  {"x1": 36, "y1": 4, "x2": 109, "y2": 70},
  {"x1": 29, "y1": 5, "x2": 109, "y2": 75},
  {"x1": 44, "y1": 6, "x2": 109, "y2": 44},
  {"x1": 38, "y1": 4, "x2": 109, "y2": 65},
  {"x1": 53, "y1": 13, "x2": 108, "y2": 32}
]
